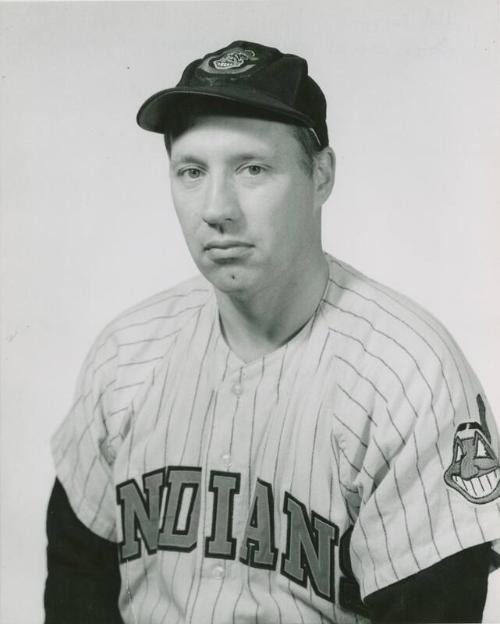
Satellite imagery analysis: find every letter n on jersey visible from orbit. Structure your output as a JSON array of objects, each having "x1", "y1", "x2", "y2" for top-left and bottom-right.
[{"x1": 116, "y1": 466, "x2": 202, "y2": 562}]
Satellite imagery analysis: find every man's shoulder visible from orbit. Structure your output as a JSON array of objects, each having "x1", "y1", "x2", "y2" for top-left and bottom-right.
[
  {"x1": 326, "y1": 254, "x2": 449, "y2": 329},
  {"x1": 98, "y1": 274, "x2": 213, "y2": 348},
  {"x1": 323, "y1": 254, "x2": 462, "y2": 372}
]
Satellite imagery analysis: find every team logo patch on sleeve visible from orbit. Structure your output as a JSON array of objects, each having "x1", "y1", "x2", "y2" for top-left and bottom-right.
[
  {"x1": 444, "y1": 395, "x2": 500, "y2": 504},
  {"x1": 199, "y1": 47, "x2": 258, "y2": 74}
]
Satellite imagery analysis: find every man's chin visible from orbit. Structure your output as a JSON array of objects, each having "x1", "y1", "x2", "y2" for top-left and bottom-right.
[{"x1": 200, "y1": 263, "x2": 255, "y2": 294}]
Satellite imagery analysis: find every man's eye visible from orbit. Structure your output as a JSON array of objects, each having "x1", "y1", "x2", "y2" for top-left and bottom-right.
[
  {"x1": 244, "y1": 165, "x2": 264, "y2": 176},
  {"x1": 179, "y1": 168, "x2": 202, "y2": 179}
]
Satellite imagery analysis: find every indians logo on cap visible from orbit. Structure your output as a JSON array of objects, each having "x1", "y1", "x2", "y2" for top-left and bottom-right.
[
  {"x1": 444, "y1": 394, "x2": 500, "y2": 504},
  {"x1": 199, "y1": 47, "x2": 258, "y2": 75}
]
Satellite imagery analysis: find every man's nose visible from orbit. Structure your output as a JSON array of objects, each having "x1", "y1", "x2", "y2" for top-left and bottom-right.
[{"x1": 202, "y1": 175, "x2": 241, "y2": 227}]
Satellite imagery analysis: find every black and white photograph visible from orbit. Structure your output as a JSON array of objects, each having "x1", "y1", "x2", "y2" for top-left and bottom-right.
[{"x1": 1, "y1": 1, "x2": 499, "y2": 622}]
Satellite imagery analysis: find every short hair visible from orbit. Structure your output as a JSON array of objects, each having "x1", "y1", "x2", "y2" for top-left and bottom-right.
[{"x1": 163, "y1": 96, "x2": 323, "y2": 176}]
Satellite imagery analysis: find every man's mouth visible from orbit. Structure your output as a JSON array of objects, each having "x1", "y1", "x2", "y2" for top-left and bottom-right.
[
  {"x1": 204, "y1": 240, "x2": 252, "y2": 250},
  {"x1": 204, "y1": 241, "x2": 253, "y2": 260},
  {"x1": 452, "y1": 467, "x2": 500, "y2": 498}
]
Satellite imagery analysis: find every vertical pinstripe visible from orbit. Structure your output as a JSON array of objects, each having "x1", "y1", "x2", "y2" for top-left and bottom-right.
[{"x1": 391, "y1": 460, "x2": 421, "y2": 570}]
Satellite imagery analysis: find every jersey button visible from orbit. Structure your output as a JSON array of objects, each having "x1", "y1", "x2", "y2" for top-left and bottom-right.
[
  {"x1": 213, "y1": 565, "x2": 225, "y2": 579},
  {"x1": 104, "y1": 444, "x2": 116, "y2": 463},
  {"x1": 231, "y1": 382, "x2": 243, "y2": 396},
  {"x1": 221, "y1": 453, "x2": 232, "y2": 468}
]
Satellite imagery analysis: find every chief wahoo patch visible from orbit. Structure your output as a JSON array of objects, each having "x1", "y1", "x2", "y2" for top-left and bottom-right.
[
  {"x1": 444, "y1": 394, "x2": 500, "y2": 504},
  {"x1": 199, "y1": 47, "x2": 258, "y2": 75}
]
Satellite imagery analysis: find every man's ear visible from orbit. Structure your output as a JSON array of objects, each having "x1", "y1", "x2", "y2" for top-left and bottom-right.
[{"x1": 313, "y1": 147, "x2": 335, "y2": 208}]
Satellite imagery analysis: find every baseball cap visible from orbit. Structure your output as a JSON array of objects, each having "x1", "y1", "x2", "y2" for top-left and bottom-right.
[{"x1": 137, "y1": 40, "x2": 329, "y2": 147}]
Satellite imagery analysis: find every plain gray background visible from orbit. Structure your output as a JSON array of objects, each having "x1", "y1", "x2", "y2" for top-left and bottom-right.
[{"x1": 1, "y1": 1, "x2": 499, "y2": 622}]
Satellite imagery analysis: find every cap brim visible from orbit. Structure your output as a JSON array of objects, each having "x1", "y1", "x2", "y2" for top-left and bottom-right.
[{"x1": 136, "y1": 85, "x2": 315, "y2": 134}]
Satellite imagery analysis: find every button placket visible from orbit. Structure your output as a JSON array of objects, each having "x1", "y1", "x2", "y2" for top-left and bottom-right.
[{"x1": 230, "y1": 365, "x2": 245, "y2": 397}]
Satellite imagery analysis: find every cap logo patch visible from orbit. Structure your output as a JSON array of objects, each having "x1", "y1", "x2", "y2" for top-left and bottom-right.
[
  {"x1": 199, "y1": 47, "x2": 258, "y2": 75},
  {"x1": 444, "y1": 395, "x2": 500, "y2": 504}
]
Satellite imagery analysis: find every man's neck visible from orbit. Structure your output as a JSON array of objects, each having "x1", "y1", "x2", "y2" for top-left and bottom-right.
[{"x1": 215, "y1": 252, "x2": 329, "y2": 363}]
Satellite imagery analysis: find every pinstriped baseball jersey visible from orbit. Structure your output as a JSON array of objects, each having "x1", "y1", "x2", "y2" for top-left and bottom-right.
[{"x1": 52, "y1": 253, "x2": 500, "y2": 623}]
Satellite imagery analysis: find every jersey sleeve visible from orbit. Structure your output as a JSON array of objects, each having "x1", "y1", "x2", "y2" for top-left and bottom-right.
[
  {"x1": 51, "y1": 330, "x2": 124, "y2": 541},
  {"x1": 349, "y1": 335, "x2": 500, "y2": 600}
]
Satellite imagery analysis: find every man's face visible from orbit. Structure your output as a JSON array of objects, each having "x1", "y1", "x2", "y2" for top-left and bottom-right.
[{"x1": 169, "y1": 115, "x2": 325, "y2": 296}]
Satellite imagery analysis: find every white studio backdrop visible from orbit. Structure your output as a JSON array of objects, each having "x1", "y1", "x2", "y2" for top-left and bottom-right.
[{"x1": 1, "y1": 1, "x2": 499, "y2": 622}]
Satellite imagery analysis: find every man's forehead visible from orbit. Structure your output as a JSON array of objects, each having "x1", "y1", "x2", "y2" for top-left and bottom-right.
[
  {"x1": 180, "y1": 112, "x2": 294, "y2": 133},
  {"x1": 170, "y1": 114, "x2": 297, "y2": 152}
]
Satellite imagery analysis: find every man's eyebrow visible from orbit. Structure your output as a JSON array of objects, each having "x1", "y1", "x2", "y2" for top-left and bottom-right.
[
  {"x1": 171, "y1": 151, "x2": 275, "y2": 167},
  {"x1": 169, "y1": 154, "x2": 206, "y2": 167},
  {"x1": 230, "y1": 149, "x2": 274, "y2": 160}
]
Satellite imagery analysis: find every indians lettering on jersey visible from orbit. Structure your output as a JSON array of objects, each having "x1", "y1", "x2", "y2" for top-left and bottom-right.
[
  {"x1": 444, "y1": 394, "x2": 500, "y2": 504},
  {"x1": 117, "y1": 468, "x2": 347, "y2": 605}
]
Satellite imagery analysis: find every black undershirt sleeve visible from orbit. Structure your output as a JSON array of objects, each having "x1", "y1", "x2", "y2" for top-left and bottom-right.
[
  {"x1": 44, "y1": 479, "x2": 123, "y2": 624},
  {"x1": 364, "y1": 542, "x2": 491, "y2": 623}
]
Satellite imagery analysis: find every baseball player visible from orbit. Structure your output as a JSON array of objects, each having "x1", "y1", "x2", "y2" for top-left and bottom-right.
[{"x1": 44, "y1": 41, "x2": 500, "y2": 623}]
